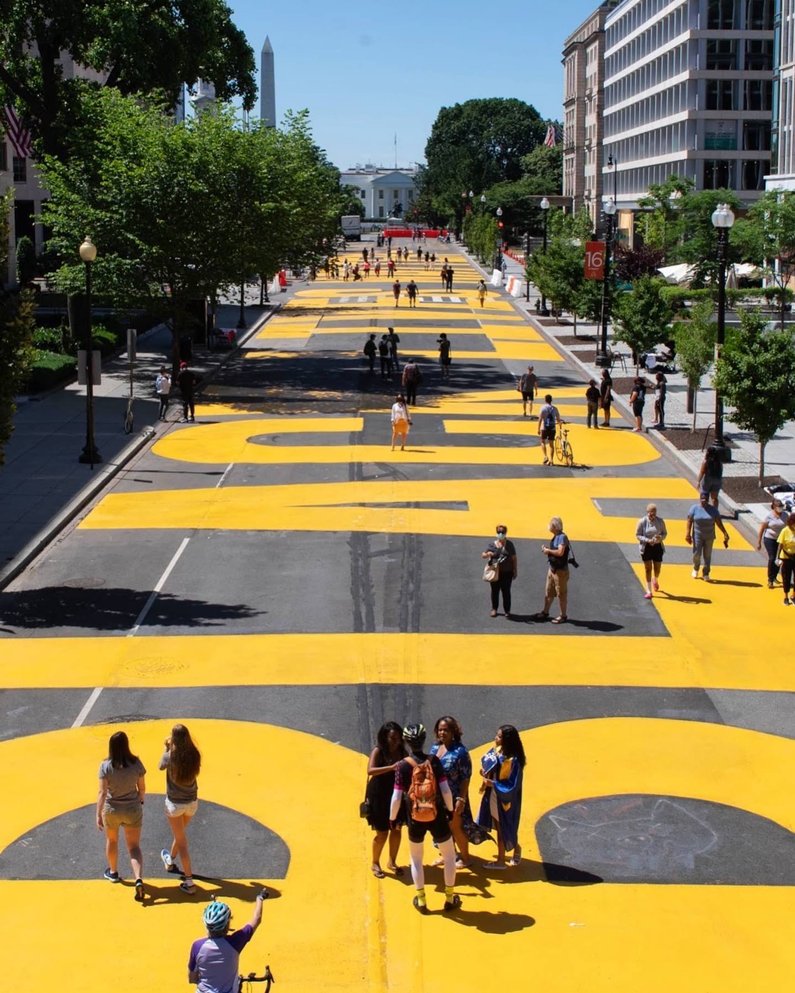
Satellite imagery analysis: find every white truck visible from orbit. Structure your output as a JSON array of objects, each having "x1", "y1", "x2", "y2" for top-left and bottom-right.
[{"x1": 341, "y1": 215, "x2": 362, "y2": 241}]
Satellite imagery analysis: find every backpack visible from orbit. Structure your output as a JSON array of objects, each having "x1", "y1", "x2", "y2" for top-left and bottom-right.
[
  {"x1": 406, "y1": 757, "x2": 437, "y2": 822},
  {"x1": 543, "y1": 406, "x2": 556, "y2": 430}
]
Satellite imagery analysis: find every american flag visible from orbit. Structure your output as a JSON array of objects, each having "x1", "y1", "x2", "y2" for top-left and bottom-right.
[
  {"x1": 543, "y1": 123, "x2": 558, "y2": 149},
  {"x1": 2, "y1": 105, "x2": 32, "y2": 159}
]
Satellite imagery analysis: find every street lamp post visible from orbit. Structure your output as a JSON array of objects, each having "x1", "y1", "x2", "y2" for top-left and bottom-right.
[
  {"x1": 495, "y1": 207, "x2": 504, "y2": 271},
  {"x1": 596, "y1": 197, "x2": 617, "y2": 367},
  {"x1": 78, "y1": 237, "x2": 101, "y2": 467},
  {"x1": 711, "y1": 202, "x2": 735, "y2": 457},
  {"x1": 539, "y1": 197, "x2": 550, "y2": 315},
  {"x1": 606, "y1": 152, "x2": 618, "y2": 205}
]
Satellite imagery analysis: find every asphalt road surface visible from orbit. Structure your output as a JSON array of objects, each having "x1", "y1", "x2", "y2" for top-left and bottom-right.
[{"x1": 1, "y1": 244, "x2": 793, "y2": 992}]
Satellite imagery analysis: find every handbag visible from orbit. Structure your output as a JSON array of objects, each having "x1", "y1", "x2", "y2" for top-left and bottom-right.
[
  {"x1": 359, "y1": 799, "x2": 371, "y2": 819},
  {"x1": 483, "y1": 562, "x2": 499, "y2": 583}
]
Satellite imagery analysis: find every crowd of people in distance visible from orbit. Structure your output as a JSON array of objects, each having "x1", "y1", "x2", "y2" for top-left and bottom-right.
[{"x1": 365, "y1": 720, "x2": 526, "y2": 913}]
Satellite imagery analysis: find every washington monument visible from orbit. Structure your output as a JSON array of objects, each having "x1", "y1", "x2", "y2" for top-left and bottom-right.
[{"x1": 260, "y1": 36, "x2": 276, "y2": 127}]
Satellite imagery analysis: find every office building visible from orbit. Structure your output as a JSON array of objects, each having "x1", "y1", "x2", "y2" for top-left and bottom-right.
[
  {"x1": 563, "y1": 2, "x2": 621, "y2": 228},
  {"x1": 602, "y1": 0, "x2": 775, "y2": 213}
]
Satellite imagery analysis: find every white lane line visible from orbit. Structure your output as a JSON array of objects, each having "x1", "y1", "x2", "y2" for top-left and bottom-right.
[
  {"x1": 217, "y1": 463, "x2": 233, "y2": 488},
  {"x1": 72, "y1": 686, "x2": 103, "y2": 728},
  {"x1": 593, "y1": 499, "x2": 602, "y2": 512},
  {"x1": 128, "y1": 536, "x2": 190, "y2": 637}
]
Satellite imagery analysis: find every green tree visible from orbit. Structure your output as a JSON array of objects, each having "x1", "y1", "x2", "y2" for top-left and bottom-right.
[
  {"x1": 0, "y1": 191, "x2": 35, "y2": 464},
  {"x1": 40, "y1": 90, "x2": 340, "y2": 363},
  {"x1": 745, "y1": 190, "x2": 795, "y2": 328},
  {"x1": 612, "y1": 276, "x2": 673, "y2": 372},
  {"x1": 673, "y1": 300, "x2": 715, "y2": 429},
  {"x1": 714, "y1": 310, "x2": 795, "y2": 481},
  {"x1": 423, "y1": 99, "x2": 547, "y2": 226},
  {"x1": 0, "y1": 0, "x2": 256, "y2": 159},
  {"x1": 15, "y1": 235, "x2": 37, "y2": 286}
]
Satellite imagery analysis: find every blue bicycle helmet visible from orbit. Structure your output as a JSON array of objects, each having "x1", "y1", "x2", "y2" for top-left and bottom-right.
[
  {"x1": 203, "y1": 899, "x2": 231, "y2": 934},
  {"x1": 402, "y1": 723, "x2": 426, "y2": 748}
]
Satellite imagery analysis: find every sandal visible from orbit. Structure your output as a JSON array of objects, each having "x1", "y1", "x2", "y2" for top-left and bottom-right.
[
  {"x1": 551, "y1": 615, "x2": 567, "y2": 624},
  {"x1": 387, "y1": 863, "x2": 404, "y2": 876},
  {"x1": 371, "y1": 864, "x2": 386, "y2": 879},
  {"x1": 532, "y1": 611, "x2": 549, "y2": 621}
]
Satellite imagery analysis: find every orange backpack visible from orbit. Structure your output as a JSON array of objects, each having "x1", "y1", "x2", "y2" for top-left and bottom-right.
[{"x1": 407, "y1": 757, "x2": 437, "y2": 822}]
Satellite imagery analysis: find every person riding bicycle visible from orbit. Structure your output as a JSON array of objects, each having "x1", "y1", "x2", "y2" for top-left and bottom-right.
[{"x1": 188, "y1": 892, "x2": 266, "y2": 992}]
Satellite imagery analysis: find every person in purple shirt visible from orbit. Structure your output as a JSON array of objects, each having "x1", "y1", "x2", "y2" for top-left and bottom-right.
[{"x1": 188, "y1": 891, "x2": 266, "y2": 992}]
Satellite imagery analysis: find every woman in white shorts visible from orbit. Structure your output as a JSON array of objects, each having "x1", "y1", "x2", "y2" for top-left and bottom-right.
[{"x1": 159, "y1": 723, "x2": 202, "y2": 893}]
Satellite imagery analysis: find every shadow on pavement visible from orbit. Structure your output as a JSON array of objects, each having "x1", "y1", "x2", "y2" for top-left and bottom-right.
[{"x1": 0, "y1": 586, "x2": 263, "y2": 631}]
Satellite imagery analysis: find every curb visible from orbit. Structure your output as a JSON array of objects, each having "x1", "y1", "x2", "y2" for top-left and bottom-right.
[
  {"x1": 0, "y1": 426, "x2": 155, "y2": 591},
  {"x1": 0, "y1": 306, "x2": 280, "y2": 590}
]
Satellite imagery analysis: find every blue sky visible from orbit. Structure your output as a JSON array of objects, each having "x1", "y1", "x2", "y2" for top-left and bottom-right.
[{"x1": 228, "y1": 0, "x2": 602, "y2": 170}]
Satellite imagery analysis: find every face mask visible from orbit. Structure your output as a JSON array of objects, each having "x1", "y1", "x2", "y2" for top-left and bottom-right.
[{"x1": 496, "y1": 533, "x2": 505, "y2": 540}]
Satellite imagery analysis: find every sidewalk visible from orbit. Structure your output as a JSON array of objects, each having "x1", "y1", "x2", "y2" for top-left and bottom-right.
[
  {"x1": 0, "y1": 299, "x2": 274, "y2": 584},
  {"x1": 489, "y1": 247, "x2": 795, "y2": 524}
]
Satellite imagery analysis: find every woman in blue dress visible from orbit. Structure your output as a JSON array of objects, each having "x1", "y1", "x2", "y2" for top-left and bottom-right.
[
  {"x1": 477, "y1": 724, "x2": 526, "y2": 867},
  {"x1": 430, "y1": 715, "x2": 472, "y2": 868}
]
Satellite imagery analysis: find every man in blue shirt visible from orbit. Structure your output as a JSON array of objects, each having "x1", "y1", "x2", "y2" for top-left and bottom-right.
[{"x1": 686, "y1": 492, "x2": 730, "y2": 580}]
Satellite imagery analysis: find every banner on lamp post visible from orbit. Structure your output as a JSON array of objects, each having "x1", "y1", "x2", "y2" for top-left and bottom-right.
[{"x1": 584, "y1": 241, "x2": 606, "y2": 280}]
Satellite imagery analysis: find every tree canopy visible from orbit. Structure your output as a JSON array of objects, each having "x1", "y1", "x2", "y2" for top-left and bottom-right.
[
  {"x1": 0, "y1": 0, "x2": 256, "y2": 159},
  {"x1": 422, "y1": 98, "x2": 548, "y2": 224}
]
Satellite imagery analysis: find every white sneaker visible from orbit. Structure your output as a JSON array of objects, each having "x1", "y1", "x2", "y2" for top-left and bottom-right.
[
  {"x1": 691, "y1": 569, "x2": 699, "y2": 579},
  {"x1": 160, "y1": 849, "x2": 175, "y2": 872}
]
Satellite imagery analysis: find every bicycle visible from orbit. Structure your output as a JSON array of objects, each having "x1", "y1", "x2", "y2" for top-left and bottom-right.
[
  {"x1": 238, "y1": 965, "x2": 275, "y2": 991},
  {"x1": 554, "y1": 425, "x2": 574, "y2": 467}
]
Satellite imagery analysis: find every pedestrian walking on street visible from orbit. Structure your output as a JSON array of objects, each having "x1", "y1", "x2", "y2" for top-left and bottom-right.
[
  {"x1": 430, "y1": 716, "x2": 473, "y2": 869},
  {"x1": 390, "y1": 394, "x2": 412, "y2": 450},
  {"x1": 630, "y1": 376, "x2": 646, "y2": 432},
  {"x1": 697, "y1": 445, "x2": 724, "y2": 507},
  {"x1": 481, "y1": 524, "x2": 517, "y2": 619},
  {"x1": 686, "y1": 492, "x2": 730, "y2": 581},
  {"x1": 538, "y1": 394, "x2": 562, "y2": 465},
  {"x1": 445, "y1": 266, "x2": 455, "y2": 292},
  {"x1": 97, "y1": 731, "x2": 146, "y2": 901},
  {"x1": 757, "y1": 498, "x2": 787, "y2": 588},
  {"x1": 402, "y1": 357, "x2": 422, "y2": 405},
  {"x1": 387, "y1": 258, "x2": 395, "y2": 277},
  {"x1": 365, "y1": 722, "x2": 407, "y2": 878},
  {"x1": 389, "y1": 723, "x2": 459, "y2": 914},
  {"x1": 440, "y1": 263, "x2": 448, "y2": 289},
  {"x1": 636, "y1": 503, "x2": 667, "y2": 598},
  {"x1": 477, "y1": 279, "x2": 487, "y2": 307},
  {"x1": 653, "y1": 371, "x2": 667, "y2": 429},
  {"x1": 343, "y1": 260, "x2": 350, "y2": 281},
  {"x1": 374, "y1": 258, "x2": 381, "y2": 276},
  {"x1": 178, "y1": 361, "x2": 201, "y2": 422},
  {"x1": 777, "y1": 512, "x2": 795, "y2": 605},
  {"x1": 536, "y1": 516, "x2": 570, "y2": 623},
  {"x1": 386, "y1": 327, "x2": 401, "y2": 371},
  {"x1": 406, "y1": 279, "x2": 418, "y2": 308},
  {"x1": 518, "y1": 365, "x2": 538, "y2": 417},
  {"x1": 585, "y1": 379, "x2": 600, "y2": 429},
  {"x1": 159, "y1": 723, "x2": 201, "y2": 894},
  {"x1": 476, "y1": 725, "x2": 525, "y2": 868},
  {"x1": 379, "y1": 335, "x2": 393, "y2": 378},
  {"x1": 156, "y1": 366, "x2": 171, "y2": 420},
  {"x1": 363, "y1": 333, "x2": 377, "y2": 374},
  {"x1": 437, "y1": 333, "x2": 452, "y2": 379},
  {"x1": 600, "y1": 369, "x2": 613, "y2": 426},
  {"x1": 392, "y1": 279, "x2": 401, "y2": 307}
]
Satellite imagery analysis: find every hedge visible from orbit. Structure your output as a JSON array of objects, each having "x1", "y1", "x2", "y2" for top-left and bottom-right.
[{"x1": 24, "y1": 350, "x2": 76, "y2": 392}]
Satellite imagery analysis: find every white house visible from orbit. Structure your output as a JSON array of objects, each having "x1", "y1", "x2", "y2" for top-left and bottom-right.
[{"x1": 339, "y1": 166, "x2": 418, "y2": 220}]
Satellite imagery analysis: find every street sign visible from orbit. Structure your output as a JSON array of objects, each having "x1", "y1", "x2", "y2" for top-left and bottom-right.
[{"x1": 585, "y1": 241, "x2": 605, "y2": 280}]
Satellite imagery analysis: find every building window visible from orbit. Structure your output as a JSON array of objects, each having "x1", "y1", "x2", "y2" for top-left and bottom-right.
[
  {"x1": 706, "y1": 39, "x2": 737, "y2": 70},
  {"x1": 12, "y1": 156, "x2": 26, "y2": 182},
  {"x1": 0, "y1": 142, "x2": 6, "y2": 171},
  {"x1": 745, "y1": 39, "x2": 773, "y2": 71},
  {"x1": 744, "y1": 78, "x2": 772, "y2": 110},
  {"x1": 359, "y1": 189, "x2": 365, "y2": 199},
  {"x1": 743, "y1": 120, "x2": 771, "y2": 150},
  {"x1": 378, "y1": 190, "x2": 384, "y2": 199},
  {"x1": 742, "y1": 158, "x2": 766, "y2": 190},
  {"x1": 393, "y1": 189, "x2": 399, "y2": 200},
  {"x1": 378, "y1": 205, "x2": 384, "y2": 217},
  {"x1": 706, "y1": 80, "x2": 735, "y2": 110},
  {"x1": 703, "y1": 159, "x2": 735, "y2": 188},
  {"x1": 708, "y1": 0, "x2": 736, "y2": 29},
  {"x1": 746, "y1": 0, "x2": 772, "y2": 30}
]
